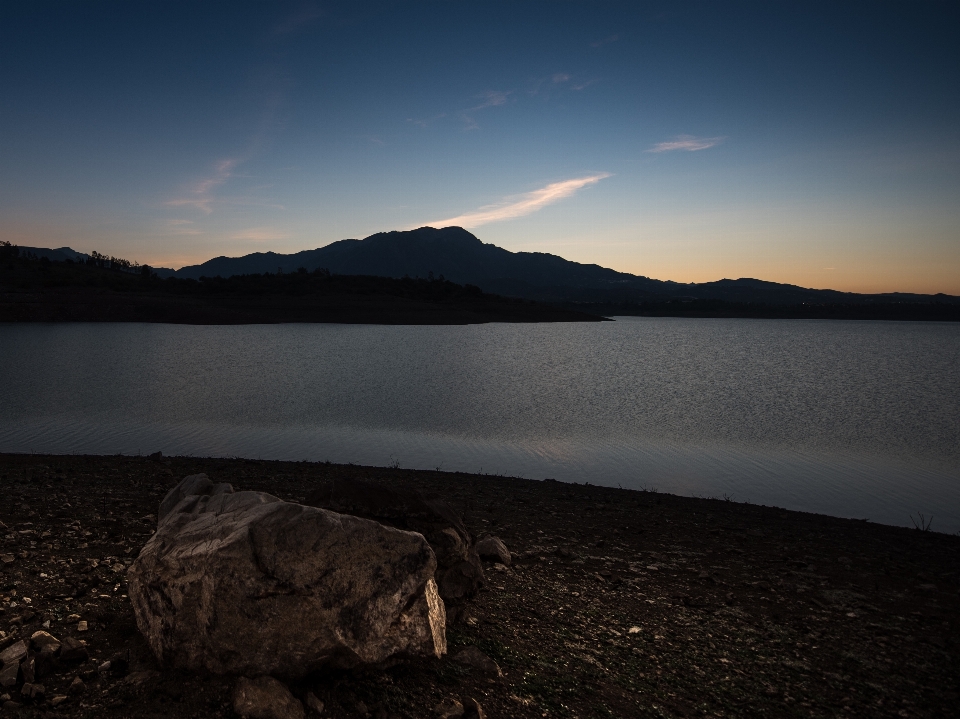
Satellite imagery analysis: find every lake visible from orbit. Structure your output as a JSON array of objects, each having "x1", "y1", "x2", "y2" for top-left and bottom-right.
[{"x1": 2, "y1": 318, "x2": 958, "y2": 532}]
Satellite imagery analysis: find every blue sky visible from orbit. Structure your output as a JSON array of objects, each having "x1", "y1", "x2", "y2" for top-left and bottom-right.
[{"x1": 2, "y1": 1, "x2": 958, "y2": 293}]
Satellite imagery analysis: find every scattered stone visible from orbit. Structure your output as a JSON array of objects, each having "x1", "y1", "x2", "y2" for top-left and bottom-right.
[
  {"x1": 68, "y1": 676, "x2": 85, "y2": 694},
  {"x1": 50, "y1": 695, "x2": 68, "y2": 707},
  {"x1": 0, "y1": 664, "x2": 18, "y2": 689},
  {"x1": 33, "y1": 650, "x2": 57, "y2": 679},
  {"x1": 123, "y1": 670, "x2": 160, "y2": 686},
  {"x1": 20, "y1": 682, "x2": 44, "y2": 700},
  {"x1": 434, "y1": 696, "x2": 464, "y2": 718},
  {"x1": 64, "y1": 614, "x2": 80, "y2": 623},
  {"x1": 59, "y1": 637, "x2": 89, "y2": 663},
  {"x1": 76, "y1": 620, "x2": 89, "y2": 632},
  {"x1": 304, "y1": 691, "x2": 325, "y2": 715},
  {"x1": 129, "y1": 475, "x2": 446, "y2": 677},
  {"x1": 475, "y1": 535, "x2": 511, "y2": 566},
  {"x1": 452, "y1": 646, "x2": 502, "y2": 677},
  {"x1": 0, "y1": 640, "x2": 26, "y2": 668},
  {"x1": 2, "y1": 700, "x2": 22, "y2": 712},
  {"x1": 232, "y1": 676, "x2": 305, "y2": 719},
  {"x1": 0, "y1": 555, "x2": 13, "y2": 566},
  {"x1": 20, "y1": 656, "x2": 34, "y2": 684},
  {"x1": 29, "y1": 631, "x2": 60, "y2": 654}
]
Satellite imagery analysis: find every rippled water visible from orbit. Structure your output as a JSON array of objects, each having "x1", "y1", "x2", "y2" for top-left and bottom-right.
[{"x1": 1, "y1": 319, "x2": 958, "y2": 531}]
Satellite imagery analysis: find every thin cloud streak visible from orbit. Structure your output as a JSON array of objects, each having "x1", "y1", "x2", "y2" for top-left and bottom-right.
[
  {"x1": 165, "y1": 158, "x2": 240, "y2": 213},
  {"x1": 416, "y1": 173, "x2": 611, "y2": 229},
  {"x1": 460, "y1": 90, "x2": 509, "y2": 130},
  {"x1": 648, "y1": 135, "x2": 725, "y2": 153}
]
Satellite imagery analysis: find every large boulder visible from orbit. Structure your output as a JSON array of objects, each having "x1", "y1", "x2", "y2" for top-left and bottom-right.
[
  {"x1": 128, "y1": 475, "x2": 446, "y2": 678},
  {"x1": 304, "y1": 479, "x2": 485, "y2": 605}
]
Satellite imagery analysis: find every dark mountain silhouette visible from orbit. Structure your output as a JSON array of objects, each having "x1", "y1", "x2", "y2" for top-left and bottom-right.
[{"x1": 169, "y1": 226, "x2": 958, "y2": 306}]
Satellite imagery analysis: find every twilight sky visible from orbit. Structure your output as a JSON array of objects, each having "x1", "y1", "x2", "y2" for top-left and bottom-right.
[{"x1": 2, "y1": 1, "x2": 958, "y2": 293}]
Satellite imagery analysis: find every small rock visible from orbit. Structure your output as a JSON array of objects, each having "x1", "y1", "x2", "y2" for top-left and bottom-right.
[
  {"x1": 68, "y1": 676, "x2": 85, "y2": 695},
  {"x1": 50, "y1": 695, "x2": 68, "y2": 706},
  {"x1": 463, "y1": 697, "x2": 486, "y2": 719},
  {"x1": 20, "y1": 682, "x2": 44, "y2": 700},
  {"x1": 98, "y1": 661, "x2": 112, "y2": 673},
  {"x1": 34, "y1": 649, "x2": 58, "y2": 679},
  {"x1": 0, "y1": 555, "x2": 14, "y2": 566},
  {"x1": 59, "y1": 637, "x2": 89, "y2": 663},
  {"x1": 304, "y1": 691, "x2": 325, "y2": 715},
  {"x1": 29, "y1": 631, "x2": 61, "y2": 654},
  {"x1": 452, "y1": 646, "x2": 502, "y2": 677},
  {"x1": 2, "y1": 700, "x2": 22, "y2": 712},
  {"x1": 76, "y1": 621, "x2": 88, "y2": 632},
  {"x1": 232, "y1": 676, "x2": 305, "y2": 719},
  {"x1": 475, "y1": 536, "x2": 511, "y2": 566},
  {"x1": 0, "y1": 695, "x2": 7, "y2": 703},
  {"x1": 20, "y1": 656, "x2": 35, "y2": 684},
  {"x1": 65, "y1": 614, "x2": 80, "y2": 623},
  {"x1": 123, "y1": 670, "x2": 160, "y2": 686},
  {"x1": 0, "y1": 640, "x2": 27, "y2": 667},
  {"x1": 434, "y1": 697, "x2": 464, "y2": 718}
]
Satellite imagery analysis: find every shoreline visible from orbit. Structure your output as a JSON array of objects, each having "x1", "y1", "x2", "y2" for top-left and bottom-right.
[{"x1": 1, "y1": 452, "x2": 958, "y2": 718}]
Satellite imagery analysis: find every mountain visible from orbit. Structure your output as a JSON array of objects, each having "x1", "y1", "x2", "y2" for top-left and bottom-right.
[{"x1": 171, "y1": 227, "x2": 958, "y2": 306}]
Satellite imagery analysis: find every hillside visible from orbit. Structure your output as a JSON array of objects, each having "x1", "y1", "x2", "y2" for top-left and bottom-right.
[{"x1": 171, "y1": 227, "x2": 959, "y2": 308}]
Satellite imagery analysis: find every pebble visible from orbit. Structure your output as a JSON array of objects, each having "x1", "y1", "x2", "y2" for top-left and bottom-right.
[
  {"x1": 68, "y1": 676, "x2": 86, "y2": 695},
  {"x1": 30, "y1": 630, "x2": 61, "y2": 653},
  {"x1": 77, "y1": 620, "x2": 89, "y2": 632}
]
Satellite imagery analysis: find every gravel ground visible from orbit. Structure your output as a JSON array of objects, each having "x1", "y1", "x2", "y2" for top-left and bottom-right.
[{"x1": 0, "y1": 453, "x2": 957, "y2": 718}]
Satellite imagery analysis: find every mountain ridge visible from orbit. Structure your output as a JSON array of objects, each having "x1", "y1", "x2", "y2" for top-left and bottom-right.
[{"x1": 14, "y1": 228, "x2": 959, "y2": 306}]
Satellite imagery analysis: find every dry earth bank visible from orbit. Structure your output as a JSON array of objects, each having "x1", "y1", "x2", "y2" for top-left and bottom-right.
[{"x1": 0, "y1": 454, "x2": 957, "y2": 718}]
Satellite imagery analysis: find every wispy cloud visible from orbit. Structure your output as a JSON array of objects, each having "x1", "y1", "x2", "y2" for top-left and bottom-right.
[
  {"x1": 415, "y1": 173, "x2": 611, "y2": 229},
  {"x1": 407, "y1": 113, "x2": 447, "y2": 128},
  {"x1": 232, "y1": 227, "x2": 290, "y2": 242},
  {"x1": 460, "y1": 90, "x2": 510, "y2": 130},
  {"x1": 163, "y1": 219, "x2": 203, "y2": 236},
  {"x1": 647, "y1": 135, "x2": 725, "y2": 153},
  {"x1": 165, "y1": 158, "x2": 240, "y2": 213}
]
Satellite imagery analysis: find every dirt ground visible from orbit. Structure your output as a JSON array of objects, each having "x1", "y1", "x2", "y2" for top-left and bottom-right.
[{"x1": 0, "y1": 453, "x2": 957, "y2": 718}]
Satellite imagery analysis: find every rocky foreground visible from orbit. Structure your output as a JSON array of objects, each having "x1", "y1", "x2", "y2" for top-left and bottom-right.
[{"x1": 0, "y1": 453, "x2": 958, "y2": 719}]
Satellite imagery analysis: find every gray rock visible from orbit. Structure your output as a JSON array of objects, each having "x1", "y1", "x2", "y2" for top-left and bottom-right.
[
  {"x1": 0, "y1": 641, "x2": 26, "y2": 688},
  {"x1": 0, "y1": 640, "x2": 26, "y2": 668},
  {"x1": 304, "y1": 479, "x2": 485, "y2": 603},
  {"x1": 29, "y1": 631, "x2": 60, "y2": 654},
  {"x1": 0, "y1": 663, "x2": 18, "y2": 689},
  {"x1": 233, "y1": 676, "x2": 305, "y2": 719},
  {"x1": 452, "y1": 646, "x2": 502, "y2": 676},
  {"x1": 475, "y1": 536, "x2": 511, "y2": 566},
  {"x1": 20, "y1": 682, "x2": 44, "y2": 700},
  {"x1": 129, "y1": 475, "x2": 446, "y2": 678},
  {"x1": 68, "y1": 676, "x2": 85, "y2": 694}
]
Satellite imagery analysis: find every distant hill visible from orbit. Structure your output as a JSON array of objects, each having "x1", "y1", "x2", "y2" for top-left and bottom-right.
[
  {"x1": 170, "y1": 226, "x2": 959, "y2": 306},
  {"x1": 12, "y1": 228, "x2": 959, "y2": 307}
]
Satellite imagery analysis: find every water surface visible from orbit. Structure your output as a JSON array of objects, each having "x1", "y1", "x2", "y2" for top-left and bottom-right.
[{"x1": 2, "y1": 318, "x2": 958, "y2": 532}]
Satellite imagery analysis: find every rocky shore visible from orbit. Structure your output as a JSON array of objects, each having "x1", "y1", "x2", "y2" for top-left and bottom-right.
[{"x1": 0, "y1": 453, "x2": 957, "y2": 718}]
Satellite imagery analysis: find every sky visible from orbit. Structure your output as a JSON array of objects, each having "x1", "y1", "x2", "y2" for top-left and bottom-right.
[{"x1": 1, "y1": 1, "x2": 959, "y2": 294}]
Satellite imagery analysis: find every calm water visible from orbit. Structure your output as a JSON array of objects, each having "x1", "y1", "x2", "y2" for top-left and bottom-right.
[{"x1": 2, "y1": 319, "x2": 958, "y2": 532}]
